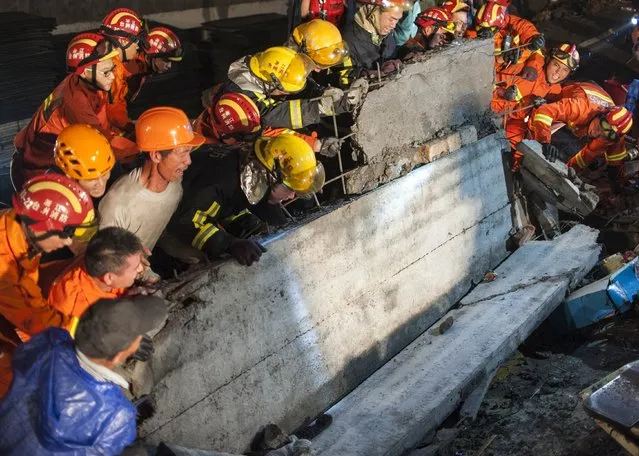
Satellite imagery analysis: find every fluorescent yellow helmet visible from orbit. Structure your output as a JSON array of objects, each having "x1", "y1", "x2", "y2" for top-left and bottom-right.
[
  {"x1": 291, "y1": 19, "x2": 348, "y2": 68},
  {"x1": 249, "y1": 46, "x2": 315, "y2": 93},
  {"x1": 254, "y1": 134, "x2": 325, "y2": 195}
]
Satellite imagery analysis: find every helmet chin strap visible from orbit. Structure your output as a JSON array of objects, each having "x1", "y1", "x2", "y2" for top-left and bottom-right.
[{"x1": 80, "y1": 65, "x2": 108, "y2": 93}]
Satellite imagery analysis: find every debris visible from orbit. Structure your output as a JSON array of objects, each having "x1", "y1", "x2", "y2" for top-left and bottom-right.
[
  {"x1": 476, "y1": 435, "x2": 497, "y2": 456},
  {"x1": 483, "y1": 272, "x2": 497, "y2": 282},
  {"x1": 430, "y1": 316, "x2": 454, "y2": 336}
]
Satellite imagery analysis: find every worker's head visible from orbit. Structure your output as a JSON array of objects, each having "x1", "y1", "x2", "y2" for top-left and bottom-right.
[
  {"x1": 66, "y1": 32, "x2": 119, "y2": 92},
  {"x1": 55, "y1": 124, "x2": 115, "y2": 198},
  {"x1": 211, "y1": 93, "x2": 262, "y2": 144},
  {"x1": 74, "y1": 296, "x2": 167, "y2": 368},
  {"x1": 546, "y1": 44, "x2": 579, "y2": 84},
  {"x1": 290, "y1": 19, "x2": 348, "y2": 69},
  {"x1": 379, "y1": 8, "x2": 404, "y2": 36},
  {"x1": 13, "y1": 174, "x2": 97, "y2": 253},
  {"x1": 442, "y1": 0, "x2": 470, "y2": 39},
  {"x1": 588, "y1": 106, "x2": 633, "y2": 140},
  {"x1": 415, "y1": 8, "x2": 455, "y2": 48},
  {"x1": 85, "y1": 227, "x2": 145, "y2": 289},
  {"x1": 100, "y1": 8, "x2": 144, "y2": 62},
  {"x1": 249, "y1": 46, "x2": 314, "y2": 95},
  {"x1": 141, "y1": 27, "x2": 183, "y2": 74},
  {"x1": 136, "y1": 107, "x2": 205, "y2": 182},
  {"x1": 474, "y1": 1, "x2": 508, "y2": 36},
  {"x1": 253, "y1": 134, "x2": 325, "y2": 204}
]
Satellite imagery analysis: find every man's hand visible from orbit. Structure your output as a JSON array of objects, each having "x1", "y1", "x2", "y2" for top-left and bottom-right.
[
  {"x1": 228, "y1": 239, "x2": 267, "y2": 266},
  {"x1": 380, "y1": 59, "x2": 402, "y2": 75},
  {"x1": 318, "y1": 137, "x2": 341, "y2": 157},
  {"x1": 346, "y1": 78, "x2": 368, "y2": 107},
  {"x1": 528, "y1": 34, "x2": 545, "y2": 51},
  {"x1": 519, "y1": 66, "x2": 538, "y2": 81},
  {"x1": 504, "y1": 86, "x2": 518, "y2": 102},
  {"x1": 532, "y1": 96, "x2": 547, "y2": 108},
  {"x1": 541, "y1": 143, "x2": 560, "y2": 162}
]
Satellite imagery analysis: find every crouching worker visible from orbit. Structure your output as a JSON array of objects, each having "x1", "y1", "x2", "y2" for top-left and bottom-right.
[
  {"x1": 166, "y1": 134, "x2": 324, "y2": 266},
  {"x1": 528, "y1": 82, "x2": 633, "y2": 192},
  {"x1": 0, "y1": 296, "x2": 167, "y2": 456},
  {"x1": 48, "y1": 227, "x2": 146, "y2": 325},
  {"x1": 0, "y1": 174, "x2": 97, "y2": 398}
]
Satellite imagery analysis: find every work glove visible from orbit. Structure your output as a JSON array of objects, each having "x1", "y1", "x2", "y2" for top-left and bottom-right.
[
  {"x1": 528, "y1": 33, "x2": 545, "y2": 51},
  {"x1": 541, "y1": 143, "x2": 560, "y2": 163},
  {"x1": 132, "y1": 335, "x2": 154, "y2": 362},
  {"x1": 318, "y1": 137, "x2": 341, "y2": 157},
  {"x1": 321, "y1": 87, "x2": 344, "y2": 103},
  {"x1": 519, "y1": 66, "x2": 538, "y2": 81},
  {"x1": 532, "y1": 96, "x2": 547, "y2": 107},
  {"x1": 346, "y1": 78, "x2": 369, "y2": 108},
  {"x1": 477, "y1": 28, "x2": 495, "y2": 39},
  {"x1": 264, "y1": 436, "x2": 313, "y2": 456},
  {"x1": 380, "y1": 59, "x2": 402, "y2": 76},
  {"x1": 504, "y1": 86, "x2": 519, "y2": 102},
  {"x1": 228, "y1": 238, "x2": 267, "y2": 266},
  {"x1": 502, "y1": 46, "x2": 522, "y2": 65}
]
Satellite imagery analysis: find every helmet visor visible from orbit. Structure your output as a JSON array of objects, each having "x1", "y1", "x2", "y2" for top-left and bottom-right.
[
  {"x1": 275, "y1": 53, "x2": 315, "y2": 93},
  {"x1": 286, "y1": 162, "x2": 326, "y2": 197},
  {"x1": 600, "y1": 118, "x2": 620, "y2": 141},
  {"x1": 306, "y1": 41, "x2": 349, "y2": 69},
  {"x1": 552, "y1": 50, "x2": 578, "y2": 71}
]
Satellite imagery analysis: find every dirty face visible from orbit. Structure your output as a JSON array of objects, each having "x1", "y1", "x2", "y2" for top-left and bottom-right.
[
  {"x1": 152, "y1": 57, "x2": 172, "y2": 74},
  {"x1": 268, "y1": 184, "x2": 296, "y2": 205},
  {"x1": 85, "y1": 59, "x2": 116, "y2": 91},
  {"x1": 108, "y1": 252, "x2": 144, "y2": 289},
  {"x1": 428, "y1": 29, "x2": 450, "y2": 49},
  {"x1": 379, "y1": 10, "x2": 403, "y2": 36},
  {"x1": 588, "y1": 117, "x2": 604, "y2": 139},
  {"x1": 452, "y1": 11, "x2": 468, "y2": 39},
  {"x1": 34, "y1": 233, "x2": 73, "y2": 253},
  {"x1": 157, "y1": 145, "x2": 193, "y2": 182},
  {"x1": 78, "y1": 171, "x2": 111, "y2": 198},
  {"x1": 545, "y1": 59, "x2": 571, "y2": 85}
]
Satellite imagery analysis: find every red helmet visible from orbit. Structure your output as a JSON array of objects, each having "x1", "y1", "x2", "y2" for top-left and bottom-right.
[
  {"x1": 442, "y1": 0, "x2": 470, "y2": 13},
  {"x1": 66, "y1": 32, "x2": 119, "y2": 74},
  {"x1": 143, "y1": 27, "x2": 183, "y2": 61},
  {"x1": 475, "y1": 2, "x2": 508, "y2": 29},
  {"x1": 604, "y1": 106, "x2": 633, "y2": 137},
  {"x1": 550, "y1": 44, "x2": 580, "y2": 71},
  {"x1": 101, "y1": 8, "x2": 144, "y2": 44},
  {"x1": 213, "y1": 93, "x2": 261, "y2": 138},
  {"x1": 415, "y1": 7, "x2": 454, "y2": 33},
  {"x1": 13, "y1": 174, "x2": 97, "y2": 240}
]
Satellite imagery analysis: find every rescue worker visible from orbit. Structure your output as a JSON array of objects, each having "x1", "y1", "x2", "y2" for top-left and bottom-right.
[
  {"x1": 0, "y1": 174, "x2": 97, "y2": 397},
  {"x1": 337, "y1": 0, "x2": 412, "y2": 84},
  {"x1": 201, "y1": 46, "x2": 364, "y2": 132},
  {"x1": 100, "y1": 8, "x2": 145, "y2": 136},
  {"x1": 98, "y1": 107, "x2": 205, "y2": 280},
  {"x1": 287, "y1": 0, "x2": 347, "y2": 33},
  {"x1": 11, "y1": 32, "x2": 121, "y2": 190},
  {"x1": 528, "y1": 82, "x2": 633, "y2": 191},
  {"x1": 125, "y1": 26, "x2": 184, "y2": 105},
  {"x1": 473, "y1": 1, "x2": 545, "y2": 78},
  {"x1": 492, "y1": 44, "x2": 579, "y2": 169},
  {"x1": 167, "y1": 134, "x2": 325, "y2": 266},
  {"x1": 288, "y1": 19, "x2": 349, "y2": 70},
  {"x1": 0, "y1": 296, "x2": 167, "y2": 455},
  {"x1": 53, "y1": 124, "x2": 115, "y2": 199},
  {"x1": 442, "y1": 0, "x2": 471, "y2": 40},
  {"x1": 48, "y1": 227, "x2": 145, "y2": 324},
  {"x1": 400, "y1": 7, "x2": 455, "y2": 57}
]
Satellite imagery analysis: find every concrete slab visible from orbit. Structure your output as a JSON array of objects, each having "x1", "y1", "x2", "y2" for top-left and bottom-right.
[
  {"x1": 312, "y1": 225, "x2": 600, "y2": 456},
  {"x1": 139, "y1": 134, "x2": 512, "y2": 453}
]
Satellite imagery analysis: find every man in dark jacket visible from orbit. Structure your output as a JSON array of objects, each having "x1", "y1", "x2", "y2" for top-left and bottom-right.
[{"x1": 0, "y1": 296, "x2": 167, "y2": 456}]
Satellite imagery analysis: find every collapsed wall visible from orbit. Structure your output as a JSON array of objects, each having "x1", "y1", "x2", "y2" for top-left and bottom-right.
[{"x1": 140, "y1": 40, "x2": 511, "y2": 453}]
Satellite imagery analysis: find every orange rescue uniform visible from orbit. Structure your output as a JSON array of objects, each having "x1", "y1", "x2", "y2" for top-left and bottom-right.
[
  {"x1": 0, "y1": 209, "x2": 70, "y2": 397},
  {"x1": 529, "y1": 82, "x2": 628, "y2": 171},
  {"x1": 494, "y1": 15, "x2": 540, "y2": 80},
  {"x1": 106, "y1": 56, "x2": 150, "y2": 135},
  {"x1": 48, "y1": 258, "x2": 126, "y2": 321}
]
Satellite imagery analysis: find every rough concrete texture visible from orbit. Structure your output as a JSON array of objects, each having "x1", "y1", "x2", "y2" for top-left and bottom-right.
[
  {"x1": 518, "y1": 140, "x2": 599, "y2": 216},
  {"x1": 312, "y1": 225, "x2": 601, "y2": 456},
  {"x1": 139, "y1": 133, "x2": 512, "y2": 453},
  {"x1": 351, "y1": 39, "x2": 493, "y2": 161},
  {"x1": 345, "y1": 125, "x2": 478, "y2": 194}
]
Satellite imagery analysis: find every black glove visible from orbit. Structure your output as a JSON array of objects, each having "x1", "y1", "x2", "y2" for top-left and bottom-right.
[
  {"x1": 132, "y1": 335, "x2": 154, "y2": 362},
  {"x1": 532, "y1": 96, "x2": 547, "y2": 108},
  {"x1": 503, "y1": 47, "x2": 522, "y2": 65},
  {"x1": 528, "y1": 34, "x2": 545, "y2": 51},
  {"x1": 477, "y1": 28, "x2": 494, "y2": 39},
  {"x1": 541, "y1": 143, "x2": 560, "y2": 163},
  {"x1": 504, "y1": 86, "x2": 518, "y2": 102},
  {"x1": 228, "y1": 239, "x2": 267, "y2": 266},
  {"x1": 519, "y1": 66, "x2": 538, "y2": 81}
]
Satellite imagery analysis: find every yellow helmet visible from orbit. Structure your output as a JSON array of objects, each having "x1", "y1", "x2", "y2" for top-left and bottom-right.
[
  {"x1": 54, "y1": 124, "x2": 115, "y2": 180},
  {"x1": 254, "y1": 134, "x2": 325, "y2": 195},
  {"x1": 291, "y1": 19, "x2": 348, "y2": 68},
  {"x1": 249, "y1": 46, "x2": 315, "y2": 93}
]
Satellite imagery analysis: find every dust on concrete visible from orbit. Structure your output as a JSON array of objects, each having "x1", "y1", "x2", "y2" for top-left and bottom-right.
[{"x1": 428, "y1": 313, "x2": 639, "y2": 456}]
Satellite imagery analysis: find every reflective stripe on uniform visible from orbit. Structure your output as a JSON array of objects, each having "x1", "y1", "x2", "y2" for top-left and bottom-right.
[
  {"x1": 606, "y1": 149, "x2": 628, "y2": 163},
  {"x1": 223, "y1": 209, "x2": 251, "y2": 224},
  {"x1": 574, "y1": 151, "x2": 587, "y2": 169},
  {"x1": 289, "y1": 99, "x2": 303, "y2": 130},
  {"x1": 533, "y1": 113, "x2": 553, "y2": 126},
  {"x1": 192, "y1": 223, "x2": 220, "y2": 250},
  {"x1": 583, "y1": 88, "x2": 613, "y2": 107}
]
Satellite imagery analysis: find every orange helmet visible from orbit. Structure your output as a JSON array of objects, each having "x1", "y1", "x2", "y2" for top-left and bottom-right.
[
  {"x1": 475, "y1": 1, "x2": 508, "y2": 30},
  {"x1": 213, "y1": 93, "x2": 261, "y2": 138},
  {"x1": 13, "y1": 174, "x2": 97, "y2": 240},
  {"x1": 55, "y1": 124, "x2": 115, "y2": 181},
  {"x1": 66, "y1": 32, "x2": 119, "y2": 74},
  {"x1": 100, "y1": 8, "x2": 144, "y2": 45},
  {"x1": 550, "y1": 44, "x2": 580, "y2": 71},
  {"x1": 143, "y1": 27, "x2": 183, "y2": 61},
  {"x1": 415, "y1": 7, "x2": 455, "y2": 34},
  {"x1": 136, "y1": 107, "x2": 205, "y2": 152},
  {"x1": 442, "y1": 0, "x2": 470, "y2": 13},
  {"x1": 603, "y1": 106, "x2": 633, "y2": 138}
]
